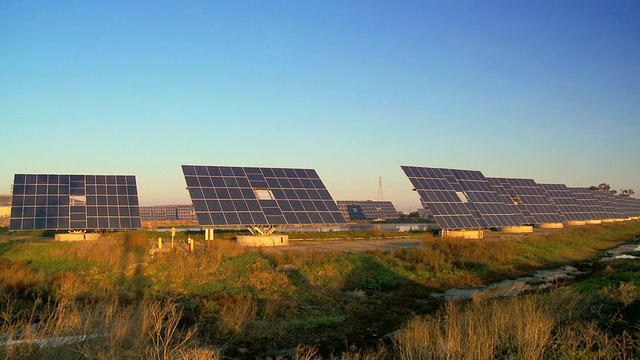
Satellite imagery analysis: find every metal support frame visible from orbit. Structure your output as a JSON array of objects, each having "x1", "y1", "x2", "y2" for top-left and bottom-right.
[{"x1": 247, "y1": 225, "x2": 277, "y2": 236}]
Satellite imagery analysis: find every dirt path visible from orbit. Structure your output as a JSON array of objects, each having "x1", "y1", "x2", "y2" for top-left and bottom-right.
[{"x1": 269, "y1": 238, "x2": 423, "y2": 253}]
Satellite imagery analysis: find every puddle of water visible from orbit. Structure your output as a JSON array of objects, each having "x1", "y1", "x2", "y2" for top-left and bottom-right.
[
  {"x1": 1, "y1": 334, "x2": 101, "y2": 348},
  {"x1": 611, "y1": 254, "x2": 638, "y2": 260},
  {"x1": 599, "y1": 242, "x2": 640, "y2": 262},
  {"x1": 266, "y1": 238, "x2": 640, "y2": 302},
  {"x1": 433, "y1": 240, "x2": 640, "y2": 301},
  {"x1": 432, "y1": 265, "x2": 583, "y2": 301}
]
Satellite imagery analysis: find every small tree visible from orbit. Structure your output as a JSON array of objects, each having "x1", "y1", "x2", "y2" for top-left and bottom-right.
[
  {"x1": 590, "y1": 183, "x2": 620, "y2": 195},
  {"x1": 619, "y1": 189, "x2": 635, "y2": 197}
]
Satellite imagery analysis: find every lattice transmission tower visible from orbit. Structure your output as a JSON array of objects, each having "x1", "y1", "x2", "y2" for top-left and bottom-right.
[{"x1": 377, "y1": 176, "x2": 384, "y2": 201}]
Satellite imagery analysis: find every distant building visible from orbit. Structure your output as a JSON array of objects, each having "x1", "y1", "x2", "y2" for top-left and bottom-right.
[
  {"x1": 139, "y1": 205, "x2": 196, "y2": 222},
  {"x1": 337, "y1": 200, "x2": 399, "y2": 221},
  {"x1": 0, "y1": 194, "x2": 10, "y2": 222}
]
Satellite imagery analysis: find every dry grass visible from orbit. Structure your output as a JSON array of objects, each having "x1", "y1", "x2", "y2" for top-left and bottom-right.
[
  {"x1": 150, "y1": 239, "x2": 245, "y2": 284},
  {"x1": 0, "y1": 295, "x2": 219, "y2": 360},
  {"x1": 0, "y1": 258, "x2": 46, "y2": 295},
  {"x1": 216, "y1": 295, "x2": 258, "y2": 335},
  {"x1": 394, "y1": 281, "x2": 640, "y2": 360},
  {"x1": 549, "y1": 321, "x2": 639, "y2": 360},
  {"x1": 394, "y1": 295, "x2": 555, "y2": 360}
]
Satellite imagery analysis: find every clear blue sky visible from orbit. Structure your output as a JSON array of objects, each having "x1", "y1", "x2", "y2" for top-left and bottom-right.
[{"x1": 1, "y1": 0, "x2": 639, "y2": 211}]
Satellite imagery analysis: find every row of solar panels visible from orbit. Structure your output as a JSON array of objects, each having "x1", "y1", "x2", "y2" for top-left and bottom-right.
[
  {"x1": 336, "y1": 200, "x2": 399, "y2": 221},
  {"x1": 8, "y1": 166, "x2": 349, "y2": 230},
  {"x1": 138, "y1": 201, "x2": 399, "y2": 223},
  {"x1": 402, "y1": 166, "x2": 640, "y2": 230},
  {"x1": 139, "y1": 205, "x2": 197, "y2": 222},
  {"x1": 8, "y1": 165, "x2": 640, "y2": 231}
]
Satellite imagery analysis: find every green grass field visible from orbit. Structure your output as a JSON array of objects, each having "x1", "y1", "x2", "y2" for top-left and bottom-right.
[{"x1": 1, "y1": 222, "x2": 639, "y2": 359}]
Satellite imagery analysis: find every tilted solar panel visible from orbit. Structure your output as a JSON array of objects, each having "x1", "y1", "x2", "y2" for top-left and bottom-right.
[
  {"x1": 590, "y1": 190, "x2": 623, "y2": 219},
  {"x1": 402, "y1": 166, "x2": 482, "y2": 229},
  {"x1": 402, "y1": 166, "x2": 527, "y2": 230},
  {"x1": 182, "y1": 165, "x2": 346, "y2": 226},
  {"x1": 539, "y1": 183, "x2": 593, "y2": 221},
  {"x1": 9, "y1": 174, "x2": 142, "y2": 231},
  {"x1": 488, "y1": 177, "x2": 566, "y2": 225},
  {"x1": 613, "y1": 195, "x2": 640, "y2": 219},
  {"x1": 568, "y1": 187, "x2": 608, "y2": 220},
  {"x1": 337, "y1": 200, "x2": 398, "y2": 221}
]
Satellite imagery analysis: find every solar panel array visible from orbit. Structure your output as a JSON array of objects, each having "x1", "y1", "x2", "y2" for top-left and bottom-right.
[
  {"x1": 401, "y1": 166, "x2": 481, "y2": 229},
  {"x1": 538, "y1": 184, "x2": 593, "y2": 221},
  {"x1": 616, "y1": 196, "x2": 640, "y2": 219},
  {"x1": 140, "y1": 205, "x2": 196, "y2": 221},
  {"x1": 403, "y1": 166, "x2": 640, "y2": 230},
  {"x1": 401, "y1": 166, "x2": 527, "y2": 229},
  {"x1": 182, "y1": 165, "x2": 346, "y2": 226},
  {"x1": 488, "y1": 177, "x2": 566, "y2": 225},
  {"x1": 337, "y1": 200, "x2": 399, "y2": 221},
  {"x1": 590, "y1": 191, "x2": 621, "y2": 219},
  {"x1": 9, "y1": 174, "x2": 141, "y2": 231},
  {"x1": 568, "y1": 187, "x2": 609, "y2": 220}
]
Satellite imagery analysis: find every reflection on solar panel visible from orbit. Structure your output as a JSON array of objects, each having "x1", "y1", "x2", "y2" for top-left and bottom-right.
[
  {"x1": 9, "y1": 174, "x2": 141, "y2": 231},
  {"x1": 539, "y1": 184, "x2": 596, "y2": 221},
  {"x1": 337, "y1": 201, "x2": 398, "y2": 221},
  {"x1": 401, "y1": 166, "x2": 527, "y2": 230},
  {"x1": 488, "y1": 177, "x2": 565, "y2": 225},
  {"x1": 182, "y1": 165, "x2": 346, "y2": 226}
]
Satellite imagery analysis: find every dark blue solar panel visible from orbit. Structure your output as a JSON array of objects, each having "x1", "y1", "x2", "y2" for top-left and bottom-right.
[
  {"x1": 402, "y1": 166, "x2": 527, "y2": 230},
  {"x1": 609, "y1": 194, "x2": 640, "y2": 219},
  {"x1": 182, "y1": 165, "x2": 346, "y2": 226},
  {"x1": 539, "y1": 183, "x2": 593, "y2": 221},
  {"x1": 337, "y1": 201, "x2": 399, "y2": 221},
  {"x1": 9, "y1": 174, "x2": 142, "y2": 231},
  {"x1": 488, "y1": 177, "x2": 566, "y2": 225},
  {"x1": 568, "y1": 187, "x2": 608, "y2": 220}
]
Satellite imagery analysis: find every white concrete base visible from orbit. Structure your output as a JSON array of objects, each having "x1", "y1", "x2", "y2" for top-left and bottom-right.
[
  {"x1": 500, "y1": 226, "x2": 534, "y2": 234},
  {"x1": 441, "y1": 229, "x2": 484, "y2": 239},
  {"x1": 565, "y1": 220, "x2": 586, "y2": 226},
  {"x1": 613, "y1": 218, "x2": 626, "y2": 222},
  {"x1": 237, "y1": 235, "x2": 289, "y2": 247},
  {"x1": 55, "y1": 233, "x2": 101, "y2": 241},
  {"x1": 601, "y1": 219, "x2": 615, "y2": 223},
  {"x1": 585, "y1": 219, "x2": 602, "y2": 225},
  {"x1": 536, "y1": 223, "x2": 564, "y2": 229}
]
